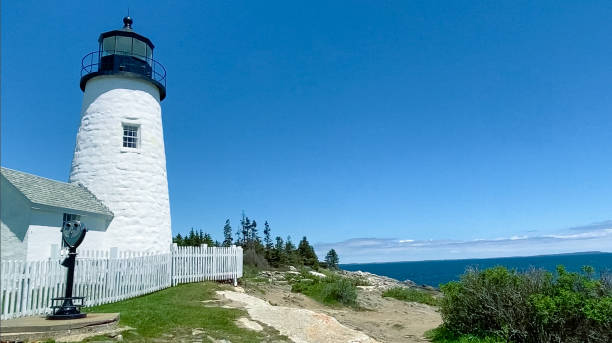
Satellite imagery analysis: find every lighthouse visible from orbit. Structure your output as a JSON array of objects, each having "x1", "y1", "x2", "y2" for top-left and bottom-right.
[{"x1": 70, "y1": 17, "x2": 171, "y2": 253}]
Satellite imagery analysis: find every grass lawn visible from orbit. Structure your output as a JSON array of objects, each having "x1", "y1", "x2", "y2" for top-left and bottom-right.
[{"x1": 83, "y1": 282, "x2": 285, "y2": 342}]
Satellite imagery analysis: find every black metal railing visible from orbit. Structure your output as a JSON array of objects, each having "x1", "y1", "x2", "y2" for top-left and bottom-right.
[{"x1": 81, "y1": 51, "x2": 166, "y2": 88}]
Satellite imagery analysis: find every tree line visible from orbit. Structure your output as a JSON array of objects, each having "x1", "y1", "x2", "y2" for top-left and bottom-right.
[{"x1": 172, "y1": 212, "x2": 339, "y2": 269}]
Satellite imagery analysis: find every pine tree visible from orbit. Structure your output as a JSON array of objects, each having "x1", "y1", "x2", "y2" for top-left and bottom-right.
[
  {"x1": 223, "y1": 219, "x2": 233, "y2": 247},
  {"x1": 198, "y1": 229, "x2": 205, "y2": 245},
  {"x1": 186, "y1": 228, "x2": 197, "y2": 246},
  {"x1": 284, "y1": 235, "x2": 293, "y2": 257},
  {"x1": 325, "y1": 249, "x2": 339, "y2": 269},
  {"x1": 173, "y1": 233, "x2": 184, "y2": 246},
  {"x1": 298, "y1": 236, "x2": 318, "y2": 267},
  {"x1": 263, "y1": 221, "x2": 272, "y2": 260},
  {"x1": 250, "y1": 220, "x2": 258, "y2": 247},
  {"x1": 241, "y1": 215, "x2": 250, "y2": 246},
  {"x1": 203, "y1": 233, "x2": 214, "y2": 246},
  {"x1": 273, "y1": 236, "x2": 287, "y2": 266},
  {"x1": 285, "y1": 236, "x2": 299, "y2": 266},
  {"x1": 235, "y1": 225, "x2": 242, "y2": 245}
]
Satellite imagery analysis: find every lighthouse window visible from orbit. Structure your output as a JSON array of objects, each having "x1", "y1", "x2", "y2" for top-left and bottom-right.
[
  {"x1": 122, "y1": 125, "x2": 139, "y2": 148},
  {"x1": 102, "y1": 36, "x2": 115, "y2": 56},
  {"x1": 133, "y1": 39, "x2": 147, "y2": 59},
  {"x1": 116, "y1": 36, "x2": 132, "y2": 55}
]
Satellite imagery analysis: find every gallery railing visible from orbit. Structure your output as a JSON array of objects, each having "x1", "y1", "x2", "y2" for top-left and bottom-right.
[{"x1": 80, "y1": 50, "x2": 167, "y2": 88}]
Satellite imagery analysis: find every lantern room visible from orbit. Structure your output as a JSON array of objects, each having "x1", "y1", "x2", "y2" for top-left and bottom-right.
[{"x1": 80, "y1": 17, "x2": 166, "y2": 100}]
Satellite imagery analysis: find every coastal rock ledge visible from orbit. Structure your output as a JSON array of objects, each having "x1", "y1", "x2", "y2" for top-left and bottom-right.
[
  {"x1": 339, "y1": 270, "x2": 434, "y2": 291},
  {"x1": 217, "y1": 290, "x2": 378, "y2": 343},
  {"x1": 247, "y1": 268, "x2": 443, "y2": 342}
]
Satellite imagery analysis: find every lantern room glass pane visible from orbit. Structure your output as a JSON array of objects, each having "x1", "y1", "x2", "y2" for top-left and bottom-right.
[
  {"x1": 145, "y1": 45, "x2": 153, "y2": 65},
  {"x1": 116, "y1": 36, "x2": 132, "y2": 55},
  {"x1": 133, "y1": 39, "x2": 147, "y2": 59},
  {"x1": 102, "y1": 37, "x2": 115, "y2": 56}
]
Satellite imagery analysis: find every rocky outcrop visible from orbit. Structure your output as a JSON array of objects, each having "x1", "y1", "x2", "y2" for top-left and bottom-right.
[
  {"x1": 217, "y1": 290, "x2": 378, "y2": 343},
  {"x1": 256, "y1": 268, "x2": 437, "y2": 292},
  {"x1": 339, "y1": 270, "x2": 438, "y2": 292}
]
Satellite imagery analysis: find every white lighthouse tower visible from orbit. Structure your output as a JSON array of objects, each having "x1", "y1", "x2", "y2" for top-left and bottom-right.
[{"x1": 70, "y1": 17, "x2": 171, "y2": 253}]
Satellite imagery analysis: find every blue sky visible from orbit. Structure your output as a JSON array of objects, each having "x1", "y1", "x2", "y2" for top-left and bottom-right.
[{"x1": 2, "y1": 1, "x2": 611, "y2": 262}]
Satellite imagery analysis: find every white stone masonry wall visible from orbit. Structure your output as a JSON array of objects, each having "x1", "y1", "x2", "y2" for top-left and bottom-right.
[{"x1": 69, "y1": 75, "x2": 172, "y2": 253}]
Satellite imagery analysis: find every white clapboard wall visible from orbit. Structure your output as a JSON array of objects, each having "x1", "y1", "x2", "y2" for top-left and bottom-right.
[{"x1": 0, "y1": 245, "x2": 243, "y2": 320}]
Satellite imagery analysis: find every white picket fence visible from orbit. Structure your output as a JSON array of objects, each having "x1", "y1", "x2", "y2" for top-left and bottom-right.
[
  {"x1": 0, "y1": 245, "x2": 243, "y2": 320},
  {"x1": 171, "y1": 245, "x2": 243, "y2": 286}
]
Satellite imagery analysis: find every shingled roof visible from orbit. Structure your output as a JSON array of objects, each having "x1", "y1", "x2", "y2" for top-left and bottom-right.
[{"x1": 1, "y1": 167, "x2": 113, "y2": 218}]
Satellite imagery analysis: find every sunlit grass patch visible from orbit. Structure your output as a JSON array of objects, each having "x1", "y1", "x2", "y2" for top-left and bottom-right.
[
  {"x1": 85, "y1": 282, "x2": 282, "y2": 342},
  {"x1": 382, "y1": 286, "x2": 439, "y2": 306}
]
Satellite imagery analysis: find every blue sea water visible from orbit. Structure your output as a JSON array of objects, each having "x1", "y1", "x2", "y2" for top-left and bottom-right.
[{"x1": 340, "y1": 252, "x2": 612, "y2": 287}]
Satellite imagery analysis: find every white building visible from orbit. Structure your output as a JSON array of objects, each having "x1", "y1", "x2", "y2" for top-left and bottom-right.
[
  {"x1": 1, "y1": 167, "x2": 113, "y2": 260},
  {"x1": 1, "y1": 17, "x2": 172, "y2": 260}
]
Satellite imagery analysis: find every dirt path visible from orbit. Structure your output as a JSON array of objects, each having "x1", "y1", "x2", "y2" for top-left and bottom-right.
[
  {"x1": 251, "y1": 283, "x2": 441, "y2": 342},
  {"x1": 216, "y1": 272, "x2": 442, "y2": 343},
  {"x1": 217, "y1": 289, "x2": 377, "y2": 343}
]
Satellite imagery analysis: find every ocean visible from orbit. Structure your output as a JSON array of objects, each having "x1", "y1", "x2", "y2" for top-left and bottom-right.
[{"x1": 340, "y1": 252, "x2": 612, "y2": 287}]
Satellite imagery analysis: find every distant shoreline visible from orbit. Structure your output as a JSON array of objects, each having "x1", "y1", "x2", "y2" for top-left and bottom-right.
[
  {"x1": 339, "y1": 251, "x2": 612, "y2": 286},
  {"x1": 339, "y1": 250, "x2": 610, "y2": 266}
]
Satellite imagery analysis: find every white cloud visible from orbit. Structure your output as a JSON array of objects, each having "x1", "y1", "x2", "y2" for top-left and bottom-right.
[{"x1": 314, "y1": 221, "x2": 612, "y2": 263}]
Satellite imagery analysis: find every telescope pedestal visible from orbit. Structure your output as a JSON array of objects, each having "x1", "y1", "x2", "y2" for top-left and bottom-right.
[{"x1": 47, "y1": 246, "x2": 87, "y2": 320}]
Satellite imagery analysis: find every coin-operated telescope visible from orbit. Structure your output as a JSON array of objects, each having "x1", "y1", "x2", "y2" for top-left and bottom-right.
[{"x1": 47, "y1": 220, "x2": 87, "y2": 319}]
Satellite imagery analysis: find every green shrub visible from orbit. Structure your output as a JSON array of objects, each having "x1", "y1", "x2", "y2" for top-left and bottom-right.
[
  {"x1": 290, "y1": 273, "x2": 358, "y2": 306},
  {"x1": 243, "y1": 248, "x2": 269, "y2": 269},
  {"x1": 242, "y1": 264, "x2": 261, "y2": 279},
  {"x1": 352, "y1": 276, "x2": 371, "y2": 286},
  {"x1": 383, "y1": 287, "x2": 439, "y2": 306},
  {"x1": 321, "y1": 278, "x2": 357, "y2": 305},
  {"x1": 439, "y1": 265, "x2": 612, "y2": 343}
]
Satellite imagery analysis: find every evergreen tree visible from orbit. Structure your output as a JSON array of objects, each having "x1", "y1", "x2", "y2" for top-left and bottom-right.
[
  {"x1": 285, "y1": 236, "x2": 300, "y2": 266},
  {"x1": 263, "y1": 221, "x2": 272, "y2": 248},
  {"x1": 298, "y1": 236, "x2": 318, "y2": 267},
  {"x1": 198, "y1": 229, "x2": 205, "y2": 245},
  {"x1": 273, "y1": 236, "x2": 287, "y2": 266},
  {"x1": 284, "y1": 236, "x2": 295, "y2": 254},
  {"x1": 250, "y1": 220, "x2": 258, "y2": 247},
  {"x1": 235, "y1": 225, "x2": 242, "y2": 245},
  {"x1": 325, "y1": 249, "x2": 339, "y2": 269},
  {"x1": 240, "y1": 214, "x2": 250, "y2": 246},
  {"x1": 263, "y1": 221, "x2": 272, "y2": 259},
  {"x1": 173, "y1": 233, "x2": 184, "y2": 246},
  {"x1": 203, "y1": 233, "x2": 214, "y2": 246},
  {"x1": 186, "y1": 228, "x2": 197, "y2": 246},
  {"x1": 223, "y1": 219, "x2": 233, "y2": 247}
]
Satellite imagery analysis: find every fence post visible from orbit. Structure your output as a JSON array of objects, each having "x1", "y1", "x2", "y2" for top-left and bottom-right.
[
  {"x1": 231, "y1": 245, "x2": 238, "y2": 286},
  {"x1": 200, "y1": 244, "x2": 207, "y2": 282},
  {"x1": 170, "y1": 243, "x2": 177, "y2": 286},
  {"x1": 50, "y1": 244, "x2": 59, "y2": 260}
]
